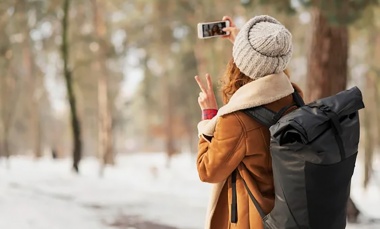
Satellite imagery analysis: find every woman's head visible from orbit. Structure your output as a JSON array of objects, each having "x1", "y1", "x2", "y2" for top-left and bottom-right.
[{"x1": 232, "y1": 15, "x2": 293, "y2": 80}]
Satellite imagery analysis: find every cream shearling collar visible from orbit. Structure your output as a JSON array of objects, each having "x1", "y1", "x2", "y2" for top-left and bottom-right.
[{"x1": 198, "y1": 71, "x2": 294, "y2": 137}]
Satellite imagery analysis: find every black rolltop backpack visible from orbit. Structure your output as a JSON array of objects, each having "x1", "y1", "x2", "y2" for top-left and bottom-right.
[{"x1": 232, "y1": 87, "x2": 365, "y2": 229}]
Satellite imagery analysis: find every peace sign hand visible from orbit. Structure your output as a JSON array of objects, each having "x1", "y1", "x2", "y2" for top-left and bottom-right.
[{"x1": 195, "y1": 73, "x2": 218, "y2": 110}]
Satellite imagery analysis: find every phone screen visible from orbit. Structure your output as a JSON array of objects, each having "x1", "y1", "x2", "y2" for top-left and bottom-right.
[{"x1": 202, "y1": 21, "x2": 228, "y2": 38}]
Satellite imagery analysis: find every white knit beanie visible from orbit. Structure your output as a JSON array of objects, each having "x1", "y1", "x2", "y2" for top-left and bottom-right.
[{"x1": 232, "y1": 15, "x2": 293, "y2": 80}]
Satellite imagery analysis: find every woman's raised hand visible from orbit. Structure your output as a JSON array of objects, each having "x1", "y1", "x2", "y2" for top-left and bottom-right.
[
  {"x1": 195, "y1": 74, "x2": 218, "y2": 110},
  {"x1": 222, "y1": 16, "x2": 239, "y2": 44}
]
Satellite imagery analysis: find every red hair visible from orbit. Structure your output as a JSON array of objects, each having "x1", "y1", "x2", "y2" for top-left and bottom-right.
[
  {"x1": 220, "y1": 59, "x2": 290, "y2": 104},
  {"x1": 220, "y1": 59, "x2": 253, "y2": 104}
]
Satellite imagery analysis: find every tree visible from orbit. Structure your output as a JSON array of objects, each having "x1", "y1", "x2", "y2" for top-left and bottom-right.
[
  {"x1": 304, "y1": 0, "x2": 375, "y2": 101},
  {"x1": 18, "y1": 0, "x2": 43, "y2": 158},
  {"x1": 351, "y1": 4, "x2": 380, "y2": 191},
  {"x1": 0, "y1": 2, "x2": 19, "y2": 162},
  {"x1": 61, "y1": 0, "x2": 83, "y2": 173},
  {"x1": 306, "y1": 7, "x2": 348, "y2": 101},
  {"x1": 91, "y1": 0, "x2": 115, "y2": 175}
]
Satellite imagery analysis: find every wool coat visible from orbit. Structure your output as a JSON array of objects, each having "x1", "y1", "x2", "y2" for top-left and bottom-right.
[{"x1": 196, "y1": 72, "x2": 303, "y2": 229}]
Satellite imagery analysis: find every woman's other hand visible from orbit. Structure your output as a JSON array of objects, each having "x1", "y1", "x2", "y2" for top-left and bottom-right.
[
  {"x1": 222, "y1": 16, "x2": 239, "y2": 44},
  {"x1": 195, "y1": 74, "x2": 218, "y2": 110}
]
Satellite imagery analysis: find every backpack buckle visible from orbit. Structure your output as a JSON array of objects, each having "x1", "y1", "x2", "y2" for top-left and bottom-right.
[{"x1": 319, "y1": 104, "x2": 331, "y2": 112}]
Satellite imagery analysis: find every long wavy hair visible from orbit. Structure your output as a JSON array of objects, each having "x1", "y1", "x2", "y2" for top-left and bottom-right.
[{"x1": 220, "y1": 59, "x2": 289, "y2": 104}]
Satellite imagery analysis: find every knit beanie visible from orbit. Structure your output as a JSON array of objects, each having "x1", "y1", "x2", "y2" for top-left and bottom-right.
[{"x1": 232, "y1": 15, "x2": 293, "y2": 80}]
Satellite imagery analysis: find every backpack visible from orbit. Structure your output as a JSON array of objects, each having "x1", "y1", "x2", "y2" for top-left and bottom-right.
[{"x1": 232, "y1": 86, "x2": 365, "y2": 229}]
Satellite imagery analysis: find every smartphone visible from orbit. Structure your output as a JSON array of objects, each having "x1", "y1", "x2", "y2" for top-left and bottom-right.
[{"x1": 197, "y1": 20, "x2": 230, "y2": 39}]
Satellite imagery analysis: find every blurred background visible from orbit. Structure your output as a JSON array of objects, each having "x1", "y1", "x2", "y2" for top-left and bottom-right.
[{"x1": 0, "y1": 0, "x2": 379, "y2": 228}]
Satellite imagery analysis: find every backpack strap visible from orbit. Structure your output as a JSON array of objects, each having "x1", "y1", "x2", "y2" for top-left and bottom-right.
[
  {"x1": 243, "y1": 103, "x2": 295, "y2": 127},
  {"x1": 241, "y1": 173, "x2": 267, "y2": 219},
  {"x1": 242, "y1": 106, "x2": 277, "y2": 127},
  {"x1": 292, "y1": 90, "x2": 305, "y2": 107},
  {"x1": 231, "y1": 170, "x2": 238, "y2": 223},
  {"x1": 243, "y1": 91, "x2": 304, "y2": 127},
  {"x1": 231, "y1": 169, "x2": 266, "y2": 220},
  {"x1": 318, "y1": 104, "x2": 346, "y2": 160}
]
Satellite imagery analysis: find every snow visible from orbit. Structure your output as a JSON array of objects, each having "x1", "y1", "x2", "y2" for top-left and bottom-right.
[{"x1": 0, "y1": 152, "x2": 379, "y2": 229}]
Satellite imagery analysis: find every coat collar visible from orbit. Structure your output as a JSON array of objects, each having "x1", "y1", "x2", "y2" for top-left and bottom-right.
[{"x1": 198, "y1": 72, "x2": 294, "y2": 137}]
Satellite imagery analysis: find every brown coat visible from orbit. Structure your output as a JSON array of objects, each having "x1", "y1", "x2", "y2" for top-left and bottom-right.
[{"x1": 196, "y1": 72, "x2": 303, "y2": 229}]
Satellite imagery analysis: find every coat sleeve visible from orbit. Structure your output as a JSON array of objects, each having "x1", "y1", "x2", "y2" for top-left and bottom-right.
[{"x1": 197, "y1": 113, "x2": 246, "y2": 183}]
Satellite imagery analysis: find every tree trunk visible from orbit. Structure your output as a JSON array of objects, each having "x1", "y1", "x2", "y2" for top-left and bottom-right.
[
  {"x1": 153, "y1": 1, "x2": 176, "y2": 167},
  {"x1": 0, "y1": 59, "x2": 22, "y2": 165},
  {"x1": 362, "y1": 24, "x2": 380, "y2": 188},
  {"x1": 31, "y1": 103, "x2": 42, "y2": 158},
  {"x1": 62, "y1": 0, "x2": 82, "y2": 173},
  {"x1": 91, "y1": 0, "x2": 114, "y2": 173},
  {"x1": 2, "y1": 130, "x2": 11, "y2": 169},
  {"x1": 20, "y1": 1, "x2": 42, "y2": 158},
  {"x1": 307, "y1": 7, "x2": 359, "y2": 221},
  {"x1": 361, "y1": 71, "x2": 376, "y2": 189},
  {"x1": 347, "y1": 197, "x2": 360, "y2": 223},
  {"x1": 306, "y1": 8, "x2": 348, "y2": 102},
  {"x1": 2, "y1": 129, "x2": 10, "y2": 160},
  {"x1": 165, "y1": 77, "x2": 176, "y2": 167},
  {"x1": 362, "y1": 92, "x2": 374, "y2": 188}
]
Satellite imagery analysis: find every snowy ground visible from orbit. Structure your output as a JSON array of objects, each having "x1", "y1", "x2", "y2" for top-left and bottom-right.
[{"x1": 0, "y1": 152, "x2": 379, "y2": 229}]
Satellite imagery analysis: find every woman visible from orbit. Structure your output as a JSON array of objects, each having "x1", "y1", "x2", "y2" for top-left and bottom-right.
[{"x1": 195, "y1": 15, "x2": 303, "y2": 229}]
